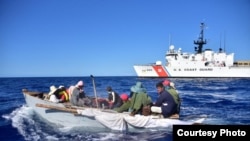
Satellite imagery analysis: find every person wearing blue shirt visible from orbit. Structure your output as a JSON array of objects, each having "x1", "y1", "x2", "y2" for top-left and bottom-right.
[{"x1": 151, "y1": 82, "x2": 178, "y2": 118}]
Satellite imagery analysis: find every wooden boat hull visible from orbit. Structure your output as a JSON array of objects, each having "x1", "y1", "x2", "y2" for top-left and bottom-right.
[
  {"x1": 22, "y1": 90, "x2": 110, "y2": 132},
  {"x1": 22, "y1": 89, "x2": 205, "y2": 132}
]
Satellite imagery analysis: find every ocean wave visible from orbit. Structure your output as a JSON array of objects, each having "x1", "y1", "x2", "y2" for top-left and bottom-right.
[{"x1": 2, "y1": 105, "x2": 40, "y2": 141}]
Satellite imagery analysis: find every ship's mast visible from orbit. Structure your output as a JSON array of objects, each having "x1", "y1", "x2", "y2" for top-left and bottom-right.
[{"x1": 194, "y1": 22, "x2": 207, "y2": 54}]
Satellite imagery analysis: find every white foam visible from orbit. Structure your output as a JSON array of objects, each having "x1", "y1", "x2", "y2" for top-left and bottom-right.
[
  {"x1": 45, "y1": 136, "x2": 59, "y2": 141},
  {"x1": 96, "y1": 132, "x2": 147, "y2": 141},
  {"x1": 2, "y1": 105, "x2": 44, "y2": 141},
  {"x1": 96, "y1": 133, "x2": 119, "y2": 141},
  {"x1": 204, "y1": 118, "x2": 231, "y2": 125}
]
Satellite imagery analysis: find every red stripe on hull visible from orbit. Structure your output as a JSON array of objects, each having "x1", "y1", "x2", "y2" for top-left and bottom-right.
[{"x1": 152, "y1": 65, "x2": 168, "y2": 77}]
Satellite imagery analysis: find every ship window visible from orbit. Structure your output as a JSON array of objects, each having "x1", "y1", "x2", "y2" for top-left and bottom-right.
[{"x1": 167, "y1": 54, "x2": 176, "y2": 56}]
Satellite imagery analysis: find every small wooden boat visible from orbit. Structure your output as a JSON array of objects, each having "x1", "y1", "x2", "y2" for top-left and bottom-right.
[{"x1": 22, "y1": 89, "x2": 205, "y2": 132}]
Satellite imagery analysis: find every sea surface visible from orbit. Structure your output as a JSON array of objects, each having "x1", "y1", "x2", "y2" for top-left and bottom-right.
[{"x1": 0, "y1": 76, "x2": 250, "y2": 141}]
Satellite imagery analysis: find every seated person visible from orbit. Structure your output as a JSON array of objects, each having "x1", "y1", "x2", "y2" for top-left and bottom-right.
[
  {"x1": 106, "y1": 86, "x2": 123, "y2": 109},
  {"x1": 129, "y1": 81, "x2": 152, "y2": 116},
  {"x1": 151, "y1": 82, "x2": 178, "y2": 118},
  {"x1": 48, "y1": 85, "x2": 60, "y2": 103},
  {"x1": 114, "y1": 93, "x2": 131, "y2": 113},
  {"x1": 57, "y1": 85, "x2": 69, "y2": 102},
  {"x1": 68, "y1": 80, "x2": 92, "y2": 107}
]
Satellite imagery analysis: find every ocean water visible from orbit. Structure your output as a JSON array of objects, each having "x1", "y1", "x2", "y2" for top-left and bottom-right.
[{"x1": 0, "y1": 76, "x2": 250, "y2": 141}]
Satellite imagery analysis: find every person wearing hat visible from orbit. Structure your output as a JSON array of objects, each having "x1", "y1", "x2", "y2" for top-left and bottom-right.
[
  {"x1": 57, "y1": 85, "x2": 69, "y2": 102},
  {"x1": 114, "y1": 93, "x2": 131, "y2": 113},
  {"x1": 106, "y1": 86, "x2": 123, "y2": 109},
  {"x1": 47, "y1": 85, "x2": 69, "y2": 103},
  {"x1": 151, "y1": 82, "x2": 178, "y2": 118},
  {"x1": 129, "y1": 81, "x2": 152, "y2": 116},
  {"x1": 162, "y1": 79, "x2": 170, "y2": 87},
  {"x1": 68, "y1": 80, "x2": 92, "y2": 107},
  {"x1": 162, "y1": 80, "x2": 181, "y2": 115},
  {"x1": 48, "y1": 85, "x2": 60, "y2": 103}
]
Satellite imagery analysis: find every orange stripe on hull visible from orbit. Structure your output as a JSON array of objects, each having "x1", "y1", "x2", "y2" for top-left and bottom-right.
[{"x1": 152, "y1": 65, "x2": 168, "y2": 77}]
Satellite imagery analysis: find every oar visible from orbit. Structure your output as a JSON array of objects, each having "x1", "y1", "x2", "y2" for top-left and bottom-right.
[
  {"x1": 90, "y1": 75, "x2": 99, "y2": 108},
  {"x1": 36, "y1": 103, "x2": 78, "y2": 113}
]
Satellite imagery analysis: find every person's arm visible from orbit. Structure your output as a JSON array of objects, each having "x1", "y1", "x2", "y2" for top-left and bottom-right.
[
  {"x1": 114, "y1": 101, "x2": 131, "y2": 113},
  {"x1": 70, "y1": 88, "x2": 78, "y2": 105},
  {"x1": 79, "y1": 91, "x2": 86, "y2": 98},
  {"x1": 164, "y1": 94, "x2": 177, "y2": 117},
  {"x1": 154, "y1": 94, "x2": 163, "y2": 106}
]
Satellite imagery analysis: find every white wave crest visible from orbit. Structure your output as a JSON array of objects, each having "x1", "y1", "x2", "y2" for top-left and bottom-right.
[{"x1": 2, "y1": 105, "x2": 44, "y2": 141}]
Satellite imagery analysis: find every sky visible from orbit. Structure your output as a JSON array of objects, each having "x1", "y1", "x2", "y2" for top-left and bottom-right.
[{"x1": 1, "y1": 0, "x2": 250, "y2": 77}]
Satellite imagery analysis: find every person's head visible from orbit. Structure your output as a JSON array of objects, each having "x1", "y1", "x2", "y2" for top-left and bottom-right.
[
  {"x1": 120, "y1": 93, "x2": 129, "y2": 102},
  {"x1": 76, "y1": 80, "x2": 84, "y2": 89},
  {"x1": 169, "y1": 82, "x2": 176, "y2": 89},
  {"x1": 130, "y1": 81, "x2": 146, "y2": 93},
  {"x1": 156, "y1": 82, "x2": 165, "y2": 94},
  {"x1": 162, "y1": 79, "x2": 170, "y2": 86},
  {"x1": 106, "y1": 86, "x2": 112, "y2": 93},
  {"x1": 59, "y1": 85, "x2": 66, "y2": 91}
]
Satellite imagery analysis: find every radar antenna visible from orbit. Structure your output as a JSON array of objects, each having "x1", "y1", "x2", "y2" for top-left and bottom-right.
[{"x1": 194, "y1": 22, "x2": 207, "y2": 53}]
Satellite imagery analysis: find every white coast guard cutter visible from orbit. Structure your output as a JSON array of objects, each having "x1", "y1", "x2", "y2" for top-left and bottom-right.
[{"x1": 133, "y1": 23, "x2": 250, "y2": 78}]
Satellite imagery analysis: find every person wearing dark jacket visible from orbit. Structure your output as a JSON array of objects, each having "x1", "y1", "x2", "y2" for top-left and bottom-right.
[
  {"x1": 106, "y1": 86, "x2": 123, "y2": 109},
  {"x1": 151, "y1": 82, "x2": 178, "y2": 118}
]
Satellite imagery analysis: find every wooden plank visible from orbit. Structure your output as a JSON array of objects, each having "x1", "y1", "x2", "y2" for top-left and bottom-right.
[{"x1": 36, "y1": 103, "x2": 78, "y2": 113}]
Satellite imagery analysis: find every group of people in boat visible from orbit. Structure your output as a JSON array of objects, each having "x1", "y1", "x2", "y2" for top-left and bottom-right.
[{"x1": 45, "y1": 79, "x2": 181, "y2": 118}]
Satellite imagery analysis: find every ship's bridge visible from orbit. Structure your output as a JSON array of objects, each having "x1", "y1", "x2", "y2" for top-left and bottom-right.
[{"x1": 165, "y1": 44, "x2": 235, "y2": 67}]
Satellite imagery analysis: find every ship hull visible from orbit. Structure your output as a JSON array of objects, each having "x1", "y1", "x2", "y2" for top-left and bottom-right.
[{"x1": 134, "y1": 65, "x2": 250, "y2": 78}]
